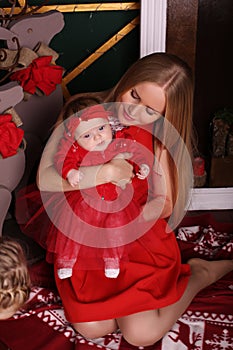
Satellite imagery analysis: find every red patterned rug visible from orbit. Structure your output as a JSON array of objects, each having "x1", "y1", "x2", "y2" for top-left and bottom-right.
[{"x1": 0, "y1": 214, "x2": 232, "y2": 350}]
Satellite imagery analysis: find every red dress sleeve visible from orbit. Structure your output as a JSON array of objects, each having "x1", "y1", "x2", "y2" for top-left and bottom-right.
[{"x1": 54, "y1": 138, "x2": 82, "y2": 179}]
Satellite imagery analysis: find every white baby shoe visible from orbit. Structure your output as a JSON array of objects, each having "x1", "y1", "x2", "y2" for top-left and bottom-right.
[
  {"x1": 57, "y1": 268, "x2": 73, "y2": 279},
  {"x1": 104, "y1": 258, "x2": 120, "y2": 278},
  {"x1": 105, "y1": 268, "x2": 120, "y2": 278}
]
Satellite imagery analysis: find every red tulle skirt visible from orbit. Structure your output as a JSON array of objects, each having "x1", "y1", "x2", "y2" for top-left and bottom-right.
[{"x1": 16, "y1": 179, "x2": 152, "y2": 271}]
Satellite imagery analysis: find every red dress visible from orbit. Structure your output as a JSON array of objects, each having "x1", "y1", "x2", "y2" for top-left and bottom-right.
[{"x1": 54, "y1": 123, "x2": 190, "y2": 322}]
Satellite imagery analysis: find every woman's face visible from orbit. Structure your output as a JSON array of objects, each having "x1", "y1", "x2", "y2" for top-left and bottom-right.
[{"x1": 118, "y1": 82, "x2": 166, "y2": 126}]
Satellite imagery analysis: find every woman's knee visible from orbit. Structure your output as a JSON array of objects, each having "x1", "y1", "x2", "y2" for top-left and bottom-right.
[
  {"x1": 118, "y1": 312, "x2": 164, "y2": 347},
  {"x1": 72, "y1": 319, "x2": 117, "y2": 339},
  {"x1": 72, "y1": 323, "x2": 100, "y2": 339},
  {"x1": 122, "y1": 327, "x2": 162, "y2": 347}
]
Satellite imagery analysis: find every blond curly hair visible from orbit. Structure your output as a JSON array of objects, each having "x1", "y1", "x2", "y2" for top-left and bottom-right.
[{"x1": 0, "y1": 238, "x2": 31, "y2": 312}]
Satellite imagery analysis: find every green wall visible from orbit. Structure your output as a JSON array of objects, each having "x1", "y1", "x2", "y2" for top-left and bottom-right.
[{"x1": 0, "y1": 1, "x2": 140, "y2": 95}]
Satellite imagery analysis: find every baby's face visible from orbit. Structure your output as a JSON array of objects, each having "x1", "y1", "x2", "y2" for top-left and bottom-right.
[
  {"x1": 77, "y1": 123, "x2": 113, "y2": 151},
  {"x1": 0, "y1": 304, "x2": 18, "y2": 320}
]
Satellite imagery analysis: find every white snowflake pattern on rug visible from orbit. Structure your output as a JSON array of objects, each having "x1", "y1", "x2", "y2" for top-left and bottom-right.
[{"x1": 205, "y1": 329, "x2": 233, "y2": 350}]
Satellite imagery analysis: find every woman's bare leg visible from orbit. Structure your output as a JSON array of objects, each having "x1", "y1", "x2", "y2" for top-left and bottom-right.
[
  {"x1": 117, "y1": 258, "x2": 233, "y2": 347},
  {"x1": 72, "y1": 319, "x2": 118, "y2": 339}
]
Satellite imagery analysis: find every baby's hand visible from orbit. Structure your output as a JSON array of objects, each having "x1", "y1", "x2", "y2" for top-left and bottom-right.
[
  {"x1": 136, "y1": 164, "x2": 150, "y2": 180},
  {"x1": 67, "y1": 169, "x2": 84, "y2": 187}
]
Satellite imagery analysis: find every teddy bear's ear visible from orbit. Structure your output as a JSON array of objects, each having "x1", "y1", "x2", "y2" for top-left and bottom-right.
[
  {"x1": 0, "y1": 82, "x2": 24, "y2": 114},
  {"x1": 6, "y1": 10, "x2": 64, "y2": 50}
]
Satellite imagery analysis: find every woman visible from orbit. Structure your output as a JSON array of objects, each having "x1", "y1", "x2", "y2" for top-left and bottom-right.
[{"x1": 25, "y1": 53, "x2": 233, "y2": 346}]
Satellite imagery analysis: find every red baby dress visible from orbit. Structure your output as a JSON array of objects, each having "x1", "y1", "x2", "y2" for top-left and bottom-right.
[{"x1": 44, "y1": 124, "x2": 155, "y2": 275}]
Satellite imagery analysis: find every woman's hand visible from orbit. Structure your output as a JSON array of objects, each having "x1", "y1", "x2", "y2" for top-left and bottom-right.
[
  {"x1": 98, "y1": 153, "x2": 134, "y2": 189},
  {"x1": 67, "y1": 169, "x2": 84, "y2": 187}
]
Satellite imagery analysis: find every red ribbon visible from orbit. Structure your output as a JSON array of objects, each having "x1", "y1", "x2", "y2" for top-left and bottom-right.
[
  {"x1": 0, "y1": 114, "x2": 24, "y2": 158},
  {"x1": 10, "y1": 56, "x2": 63, "y2": 96}
]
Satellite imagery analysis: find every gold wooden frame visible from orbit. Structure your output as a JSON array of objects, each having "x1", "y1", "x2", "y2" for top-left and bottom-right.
[
  {"x1": 10, "y1": 2, "x2": 140, "y2": 14},
  {"x1": 3, "y1": 2, "x2": 140, "y2": 98}
]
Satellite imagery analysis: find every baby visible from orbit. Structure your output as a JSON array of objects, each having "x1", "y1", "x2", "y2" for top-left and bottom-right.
[
  {"x1": 52, "y1": 104, "x2": 151, "y2": 279},
  {"x1": 0, "y1": 237, "x2": 31, "y2": 320}
]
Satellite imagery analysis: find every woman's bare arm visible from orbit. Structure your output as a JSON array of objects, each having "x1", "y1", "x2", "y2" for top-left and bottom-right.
[{"x1": 141, "y1": 147, "x2": 173, "y2": 221}]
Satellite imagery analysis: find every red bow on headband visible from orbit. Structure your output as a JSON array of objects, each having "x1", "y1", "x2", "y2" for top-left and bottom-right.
[
  {"x1": 0, "y1": 114, "x2": 24, "y2": 158},
  {"x1": 10, "y1": 56, "x2": 63, "y2": 96}
]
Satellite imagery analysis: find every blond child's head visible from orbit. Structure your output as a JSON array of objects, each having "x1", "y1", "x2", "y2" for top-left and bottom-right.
[{"x1": 0, "y1": 237, "x2": 31, "y2": 320}]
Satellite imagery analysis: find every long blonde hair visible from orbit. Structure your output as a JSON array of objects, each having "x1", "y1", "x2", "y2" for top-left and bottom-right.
[
  {"x1": 0, "y1": 238, "x2": 30, "y2": 311},
  {"x1": 105, "y1": 52, "x2": 195, "y2": 227},
  {"x1": 62, "y1": 53, "x2": 194, "y2": 227}
]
